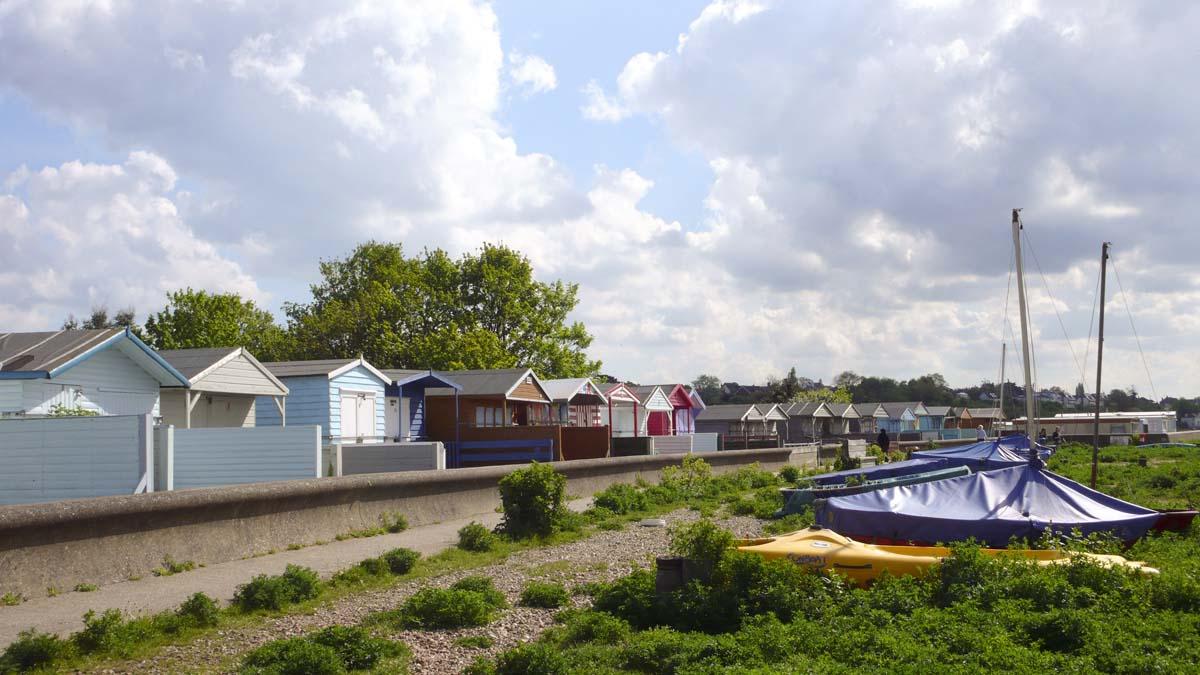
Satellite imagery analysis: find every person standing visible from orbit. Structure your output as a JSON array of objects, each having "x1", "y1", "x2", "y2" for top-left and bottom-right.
[
  {"x1": 976, "y1": 424, "x2": 987, "y2": 441},
  {"x1": 876, "y1": 427, "x2": 890, "y2": 458},
  {"x1": 1051, "y1": 427, "x2": 1061, "y2": 446}
]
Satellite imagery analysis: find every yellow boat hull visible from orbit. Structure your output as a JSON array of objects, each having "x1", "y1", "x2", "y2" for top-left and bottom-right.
[{"x1": 735, "y1": 527, "x2": 1158, "y2": 587}]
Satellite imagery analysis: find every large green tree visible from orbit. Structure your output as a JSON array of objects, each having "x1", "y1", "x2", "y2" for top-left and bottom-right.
[
  {"x1": 284, "y1": 242, "x2": 600, "y2": 377},
  {"x1": 143, "y1": 289, "x2": 287, "y2": 360}
]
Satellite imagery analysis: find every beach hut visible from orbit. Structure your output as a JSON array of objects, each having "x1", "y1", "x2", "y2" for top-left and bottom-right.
[
  {"x1": 685, "y1": 385, "x2": 707, "y2": 432},
  {"x1": 758, "y1": 403, "x2": 789, "y2": 438},
  {"x1": 631, "y1": 385, "x2": 675, "y2": 436},
  {"x1": 257, "y1": 358, "x2": 390, "y2": 444},
  {"x1": 423, "y1": 368, "x2": 563, "y2": 466},
  {"x1": 826, "y1": 402, "x2": 862, "y2": 435},
  {"x1": 649, "y1": 383, "x2": 697, "y2": 436},
  {"x1": 543, "y1": 377, "x2": 612, "y2": 460},
  {"x1": 694, "y1": 403, "x2": 764, "y2": 436},
  {"x1": 158, "y1": 347, "x2": 288, "y2": 428},
  {"x1": 381, "y1": 369, "x2": 461, "y2": 441},
  {"x1": 968, "y1": 406, "x2": 1004, "y2": 432},
  {"x1": 877, "y1": 402, "x2": 921, "y2": 435},
  {"x1": 854, "y1": 403, "x2": 885, "y2": 436},
  {"x1": 0, "y1": 328, "x2": 187, "y2": 416},
  {"x1": 601, "y1": 382, "x2": 642, "y2": 437},
  {"x1": 783, "y1": 402, "x2": 832, "y2": 441}
]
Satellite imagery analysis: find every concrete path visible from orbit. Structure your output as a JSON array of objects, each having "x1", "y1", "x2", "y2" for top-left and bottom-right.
[{"x1": 0, "y1": 499, "x2": 589, "y2": 648}]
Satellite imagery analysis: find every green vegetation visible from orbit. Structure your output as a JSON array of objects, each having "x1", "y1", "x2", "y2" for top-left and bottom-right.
[
  {"x1": 457, "y1": 521, "x2": 498, "y2": 552},
  {"x1": 454, "y1": 635, "x2": 495, "y2": 649},
  {"x1": 73, "y1": 583, "x2": 99, "y2": 593},
  {"x1": 1048, "y1": 442, "x2": 1200, "y2": 509},
  {"x1": 234, "y1": 565, "x2": 322, "y2": 612},
  {"x1": 335, "y1": 511, "x2": 410, "y2": 541},
  {"x1": 152, "y1": 555, "x2": 196, "y2": 577},
  {"x1": 382, "y1": 577, "x2": 508, "y2": 630},
  {"x1": 240, "y1": 626, "x2": 409, "y2": 674},
  {"x1": 778, "y1": 465, "x2": 802, "y2": 483},
  {"x1": 1, "y1": 592, "x2": 24, "y2": 606},
  {"x1": 519, "y1": 581, "x2": 570, "y2": 609},
  {"x1": 498, "y1": 461, "x2": 569, "y2": 538}
]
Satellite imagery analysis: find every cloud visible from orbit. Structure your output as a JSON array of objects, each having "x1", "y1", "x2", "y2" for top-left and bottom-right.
[
  {"x1": 507, "y1": 50, "x2": 557, "y2": 95},
  {"x1": 580, "y1": 81, "x2": 631, "y2": 122},
  {"x1": 0, "y1": 153, "x2": 261, "y2": 328}
]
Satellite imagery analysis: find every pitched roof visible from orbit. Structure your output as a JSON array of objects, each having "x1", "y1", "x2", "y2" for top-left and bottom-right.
[
  {"x1": 968, "y1": 406, "x2": 1004, "y2": 420},
  {"x1": 381, "y1": 369, "x2": 461, "y2": 389},
  {"x1": 924, "y1": 406, "x2": 953, "y2": 417},
  {"x1": 826, "y1": 402, "x2": 861, "y2": 418},
  {"x1": 541, "y1": 378, "x2": 607, "y2": 404},
  {"x1": 879, "y1": 402, "x2": 920, "y2": 419},
  {"x1": 157, "y1": 347, "x2": 288, "y2": 394},
  {"x1": 0, "y1": 328, "x2": 188, "y2": 385},
  {"x1": 759, "y1": 403, "x2": 789, "y2": 420},
  {"x1": 428, "y1": 368, "x2": 548, "y2": 400},
  {"x1": 262, "y1": 358, "x2": 390, "y2": 383},
  {"x1": 698, "y1": 403, "x2": 762, "y2": 421}
]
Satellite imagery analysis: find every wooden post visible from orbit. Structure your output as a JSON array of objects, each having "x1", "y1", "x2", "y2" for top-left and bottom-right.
[{"x1": 1092, "y1": 242, "x2": 1110, "y2": 488}]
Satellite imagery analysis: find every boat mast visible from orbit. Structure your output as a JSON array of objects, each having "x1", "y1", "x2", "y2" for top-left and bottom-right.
[
  {"x1": 1091, "y1": 242, "x2": 1110, "y2": 488},
  {"x1": 1011, "y1": 209, "x2": 1037, "y2": 451},
  {"x1": 997, "y1": 342, "x2": 1006, "y2": 434}
]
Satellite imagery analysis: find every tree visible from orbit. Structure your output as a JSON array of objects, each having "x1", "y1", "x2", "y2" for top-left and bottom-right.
[
  {"x1": 692, "y1": 374, "x2": 722, "y2": 404},
  {"x1": 1074, "y1": 382, "x2": 1087, "y2": 400},
  {"x1": 63, "y1": 306, "x2": 142, "y2": 338},
  {"x1": 143, "y1": 289, "x2": 287, "y2": 361},
  {"x1": 770, "y1": 367, "x2": 804, "y2": 403},
  {"x1": 833, "y1": 371, "x2": 863, "y2": 389},
  {"x1": 284, "y1": 242, "x2": 600, "y2": 377},
  {"x1": 792, "y1": 386, "x2": 853, "y2": 405}
]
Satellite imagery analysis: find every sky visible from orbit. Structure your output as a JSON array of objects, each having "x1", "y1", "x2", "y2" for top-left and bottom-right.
[{"x1": 2, "y1": 0, "x2": 1199, "y2": 397}]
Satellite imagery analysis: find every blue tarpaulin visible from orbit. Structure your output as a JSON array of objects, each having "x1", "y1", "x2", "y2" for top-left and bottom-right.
[
  {"x1": 808, "y1": 438, "x2": 1045, "y2": 486},
  {"x1": 814, "y1": 464, "x2": 1161, "y2": 547}
]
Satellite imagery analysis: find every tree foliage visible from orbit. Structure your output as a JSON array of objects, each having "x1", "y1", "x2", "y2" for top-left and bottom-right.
[
  {"x1": 62, "y1": 306, "x2": 141, "y2": 337},
  {"x1": 142, "y1": 288, "x2": 287, "y2": 361},
  {"x1": 284, "y1": 242, "x2": 599, "y2": 377}
]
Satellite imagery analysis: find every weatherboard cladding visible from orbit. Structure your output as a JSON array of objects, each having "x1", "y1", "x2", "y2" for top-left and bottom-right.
[
  {"x1": 154, "y1": 348, "x2": 237, "y2": 380},
  {"x1": 158, "y1": 349, "x2": 286, "y2": 396},
  {"x1": 257, "y1": 375, "x2": 328, "y2": 431},
  {"x1": 632, "y1": 386, "x2": 673, "y2": 411},
  {"x1": 328, "y1": 366, "x2": 387, "y2": 439},
  {"x1": 697, "y1": 404, "x2": 759, "y2": 421},
  {"x1": 25, "y1": 347, "x2": 161, "y2": 416}
]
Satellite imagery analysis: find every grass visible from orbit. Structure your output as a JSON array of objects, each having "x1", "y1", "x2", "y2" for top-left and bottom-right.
[
  {"x1": 1, "y1": 592, "x2": 24, "y2": 606},
  {"x1": 519, "y1": 581, "x2": 570, "y2": 609},
  {"x1": 152, "y1": 555, "x2": 197, "y2": 577},
  {"x1": 454, "y1": 635, "x2": 495, "y2": 649},
  {"x1": 73, "y1": 583, "x2": 99, "y2": 593},
  {"x1": 1048, "y1": 442, "x2": 1200, "y2": 509}
]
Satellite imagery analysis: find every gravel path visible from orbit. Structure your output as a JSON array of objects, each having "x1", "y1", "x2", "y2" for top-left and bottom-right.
[{"x1": 98, "y1": 511, "x2": 764, "y2": 674}]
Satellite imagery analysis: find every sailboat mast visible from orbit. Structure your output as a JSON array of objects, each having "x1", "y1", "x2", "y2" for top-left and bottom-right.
[
  {"x1": 1091, "y1": 242, "x2": 1110, "y2": 488},
  {"x1": 998, "y1": 342, "x2": 1006, "y2": 433},
  {"x1": 1011, "y1": 209, "x2": 1037, "y2": 446}
]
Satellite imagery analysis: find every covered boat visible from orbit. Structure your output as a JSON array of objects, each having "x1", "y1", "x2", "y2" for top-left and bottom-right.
[
  {"x1": 814, "y1": 463, "x2": 1166, "y2": 547},
  {"x1": 735, "y1": 526, "x2": 1158, "y2": 587},
  {"x1": 807, "y1": 437, "x2": 1047, "y2": 487},
  {"x1": 776, "y1": 465, "x2": 970, "y2": 515}
]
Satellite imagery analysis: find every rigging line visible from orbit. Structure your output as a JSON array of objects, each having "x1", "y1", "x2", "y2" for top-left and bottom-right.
[
  {"x1": 1017, "y1": 215, "x2": 1040, "y2": 423},
  {"x1": 1022, "y1": 228, "x2": 1086, "y2": 385},
  {"x1": 1109, "y1": 255, "x2": 1159, "y2": 403}
]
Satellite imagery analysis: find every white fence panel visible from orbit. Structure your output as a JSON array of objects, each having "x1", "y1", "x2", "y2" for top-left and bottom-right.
[
  {"x1": 335, "y1": 442, "x2": 446, "y2": 476},
  {"x1": 163, "y1": 425, "x2": 320, "y2": 490},
  {"x1": 653, "y1": 435, "x2": 693, "y2": 454},
  {"x1": 691, "y1": 433, "x2": 719, "y2": 453},
  {"x1": 0, "y1": 414, "x2": 151, "y2": 505}
]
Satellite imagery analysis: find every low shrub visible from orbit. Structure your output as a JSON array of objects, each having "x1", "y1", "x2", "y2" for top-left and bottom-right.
[
  {"x1": 779, "y1": 465, "x2": 802, "y2": 483},
  {"x1": 458, "y1": 521, "x2": 498, "y2": 552},
  {"x1": 498, "y1": 462, "x2": 568, "y2": 538},
  {"x1": 1, "y1": 592, "x2": 24, "y2": 606},
  {"x1": 73, "y1": 609, "x2": 155, "y2": 657},
  {"x1": 455, "y1": 635, "x2": 495, "y2": 649},
  {"x1": 74, "y1": 583, "x2": 99, "y2": 592},
  {"x1": 233, "y1": 565, "x2": 321, "y2": 612},
  {"x1": 240, "y1": 637, "x2": 344, "y2": 675},
  {"x1": 357, "y1": 556, "x2": 390, "y2": 577},
  {"x1": 153, "y1": 555, "x2": 196, "y2": 577},
  {"x1": 381, "y1": 512, "x2": 409, "y2": 533},
  {"x1": 0, "y1": 629, "x2": 75, "y2": 671},
  {"x1": 382, "y1": 547, "x2": 420, "y2": 575},
  {"x1": 395, "y1": 587, "x2": 498, "y2": 629},
  {"x1": 832, "y1": 447, "x2": 861, "y2": 471},
  {"x1": 592, "y1": 570, "x2": 663, "y2": 630},
  {"x1": 452, "y1": 576, "x2": 508, "y2": 609},
  {"x1": 177, "y1": 592, "x2": 221, "y2": 628},
  {"x1": 763, "y1": 511, "x2": 815, "y2": 535},
  {"x1": 494, "y1": 642, "x2": 569, "y2": 675},
  {"x1": 560, "y1": 611, "x2": 631, "y2": 645},
  {"x1": 669, "y1": 519, "x2": 734, "y2": 577},
  {"x1": 592, "y1": 483, "x2": 648, "y2": 515},
  {"x1": 519, "y1": 581, "x2": 570, "y2": 609},
  {"x1": 308, "y1": 625, "x2": 407, "y2": 671}
]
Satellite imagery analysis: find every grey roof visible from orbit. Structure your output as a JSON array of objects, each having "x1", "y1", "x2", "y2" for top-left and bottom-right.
[
  {"x1": 879, "y1": 402, "x2": 921, "y2": 420},
  {"x1": 430, "y1": 368, "x2": 545, "y2": 399},
  {"x1": 156, "y1": 347, "x2": 240, "y2": 380},
  {"x1": 759, "y1": 403, "x2": 789, "y2": 420},
  {"x1": 785, "y1": 402, "x2": 819, "y2": 416},
  {"x1": 826, "y1": 402, "x2": 860, "y2": 417},
  {"x1": 631, "y1": 385, "x2": 666, "y2": 405},
  {"x1": 925, "y1": 406, "x2": 953, "y2": 417},
  {"x1": 968, "y1": 407, "x2": 1004, "y2": 419},
  {"x1": 541, "y1": 378, "x2": 606, "y2": 404},
  {"x1": 0, "y1": 329, "x2": 123, "y2": 373},
  {"x1": 697, "y1": 404, "x2": 761, "y2": 421},
  {"x1": 262, "y1": 359, "x2": 361, "y2": 378}
]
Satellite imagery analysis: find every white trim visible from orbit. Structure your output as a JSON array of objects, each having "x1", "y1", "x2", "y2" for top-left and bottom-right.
[
  {"x1": 336, "y1": 386, "x2": 379, "y2": 395},
  {"x1": 328, "y1": 358, "x2": 391, "y2": 384},
  {"x1": 392, "y1": 370, "x2": 462, "y2": 390},
  {"x1": 502, "y1": 367, "x2": 551, "y2": 402},
  {"x1": 185, "y1": 347, "x2": 242, "y2": 385}
]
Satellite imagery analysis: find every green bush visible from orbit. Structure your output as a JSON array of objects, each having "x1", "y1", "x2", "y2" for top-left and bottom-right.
[
  {"x1": 73, "y1": 609, "x2": 154, "y2": 657},
  {"x1": 357, "y1": 556, "x2": 390, "y2": 577},
  {"x1": 592, "y1": 483, "x2": 648, "y2": 514},
  {"x1": 452, "y1": 576, "x2": 508, "y2": 609},
  {"x1": 498, "y1": 462, "x2": 568, "y2": 538},
  {"x1": 520, "y1": 581, "x2": 570, "y2": 609},
  {"x1": 763, "y1": 511, "x2": 815, "y2": 535},
  {"x1": 560, "y1": 611, "x2": 631, "y2": 645},
  {"x1": 395, "y1": 587, "x2": 498, "y2": 629},
  {"x1": 660, "y1": 455, "x2": 714, "y2": 501},
  {"x1": 669, "y1": 519, "x2": 734, "y2": 577},
  {"x1": 495, "y1": 642, "x2": 569, "y2": 675},
  {"x1": 382, "y1": 548, "x2": 420, "y2": 575},
  {"x1": 592, "y1": 570, "x2": 663, "y2": 630},
  {"x1": 381, "y1": 512, "x2": 409, "y2": 533},
  {"x1": 0, "y1": 629, "x2": 75, "y2": 671},
  {"x1": 240, "y1": 637, "x2": 344, "y2": 675},
  {"x1": 153, "y1": 555, "x2": 196, "y2": 577},
  {"x1": 779, "y1": 465, "x2": 802, "y2": 483},
  {"x1": 308, "y1": 626, "x2": 406, "y2": 671},
  {"x1": 458, "y1": 521, "x2": 498, "y2": 552},
  {"x1": 177, "y1": 592, "x2": 221, "y2": 627},
  {"x1": 832, "y1": 447, "x2": 861, "y2": 471},
  {"x1": 233, "y1": 564, "x2": 321, "y2": 612},
  {"x1": 455, "y1": 635, "x2": 495, "y2": 649}
]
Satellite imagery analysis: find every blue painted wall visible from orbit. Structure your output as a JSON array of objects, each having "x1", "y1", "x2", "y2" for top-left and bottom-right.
[
  {"x1": 256, "y1": 375, "x2": 330, "y2": 436},
  {"x1": 328, "y1": 366, "x2": 387, "y2": 439}
]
